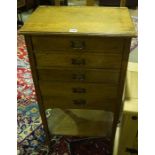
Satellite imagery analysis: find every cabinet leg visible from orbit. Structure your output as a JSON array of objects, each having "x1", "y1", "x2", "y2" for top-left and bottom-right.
[
  {"x1": 39, "y1": 108, "x2": 51, "y2": 147},
  {"x1": 110, "y1": 115, "x2": 119, "y2": 154}
]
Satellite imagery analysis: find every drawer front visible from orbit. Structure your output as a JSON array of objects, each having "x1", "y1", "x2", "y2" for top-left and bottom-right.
[
  {"x1": 32, "y1": 36, "x2": 124, "y2": 53},
  {"x1": 39, "y1": 82, "x2": 118, "y2": 99},
  {"x1": 37, "y1": 68, "x2": 120, "y2": 84},
  {"x1": 35, "y1": 53, "x2": 122, "y2": 69},
  {"x1": 42, "y1": 96, "x2": 116, "y2": 111}
]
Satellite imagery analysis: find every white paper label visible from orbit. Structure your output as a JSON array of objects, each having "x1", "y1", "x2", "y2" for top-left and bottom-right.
[{"x1": 69, "y1": 28, "x2": 78, "y2": 32}]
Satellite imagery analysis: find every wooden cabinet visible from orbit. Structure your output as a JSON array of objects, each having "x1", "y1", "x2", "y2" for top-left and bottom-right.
[
  {"x1": 119, "y1": 103, "x2": 138, "y2": 155},
  {"x1": 114, "y1": 62, "x2": 138, "y2": 155},
  {"x1": 20, "y1": 6, "x2": 136, "y2": 153}
]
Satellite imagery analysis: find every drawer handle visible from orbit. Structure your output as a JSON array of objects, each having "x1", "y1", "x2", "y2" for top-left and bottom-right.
[
  {"x1": 73, "y1": 99, "x2": 86, "y2": 105},
  {"x1": 72, "y1": 74, "x2": 85, "y2": 81},
  {"x1": 71, "y1": 40, "x2": 85, "y2": 50},
  {"x1": 132, "y1": 116, "x2": 138, "y2": 120},
  {"x1": 71, "y1": 58, "x2": 85, "y2": 65},
  {"x1": 72, "y1": 88, "x2": 86, "y2": 93}
]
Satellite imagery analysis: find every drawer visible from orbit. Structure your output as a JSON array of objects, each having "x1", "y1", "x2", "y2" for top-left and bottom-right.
[
  {"x1": 39, "y1": 82, "x2": 118, "y2": 99},
  {"x1": 32, "y1": 36, "x2": 124, "y2": 53},
  {"x1": 37, "y1": 68, "x2": 120, "y2": 84},
  {"x1": 43, "y1": 96, "x2": 116, "y2": 111},
  {"x1": 35, "y1": 53, "x2": 122, "y2": 69}
]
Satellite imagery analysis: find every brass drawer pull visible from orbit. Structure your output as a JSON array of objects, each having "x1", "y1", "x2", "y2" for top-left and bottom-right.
[
  {"x1": 73, "y1": 99, "x2": 86, "y2": 105},
  {"x1": 72, "y1": 74, "x2": 85, "y2": 81},
  {"x1": 71, "y1": 58, "x2": 85, "y2": 65},
  {"x1": 72, "y1": 88, "x2": 86, "y2": 93},
  {"x1": 71, "y1": 40, "x2": 85, "y2": 50}
]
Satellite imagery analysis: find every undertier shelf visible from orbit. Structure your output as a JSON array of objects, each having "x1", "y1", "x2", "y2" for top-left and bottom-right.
[{"x1": 47, "y1": 108, "x2": 113, "y2": 137}]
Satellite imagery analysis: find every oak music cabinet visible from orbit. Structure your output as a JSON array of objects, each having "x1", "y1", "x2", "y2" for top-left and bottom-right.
[{"x1": 20, "y1": 6, "x2": 136, "y2": 154}]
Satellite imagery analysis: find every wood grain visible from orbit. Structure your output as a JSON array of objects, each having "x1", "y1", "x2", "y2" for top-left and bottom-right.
[
  {"x1": 35, "y1": 53, "x2": 122, "y2": 69},
  {"x1": 37, "y1": 68, "x2": 120, "y2": 84},
  {"x1": 32, "y1": 36, "x2": 124, "y2": 52},
  {"x1": 39, "y1": 81, "x2": 118, "y2": 99},
  {"x1": 19, "y1": 6, "x2": 136, "y2": 37},
  {"x1": 43, "y1": 96, "x2": 116, "y2": 111}
]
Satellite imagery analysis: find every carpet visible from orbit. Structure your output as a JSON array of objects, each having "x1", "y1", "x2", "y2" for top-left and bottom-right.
[{"x1": 17, "y1": 16, "x2": 138, "y2": 155}]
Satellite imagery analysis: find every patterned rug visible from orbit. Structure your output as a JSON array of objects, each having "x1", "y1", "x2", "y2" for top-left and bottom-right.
[{"x1": 17, "y1": 17, "x2": 138, "y2": 155}]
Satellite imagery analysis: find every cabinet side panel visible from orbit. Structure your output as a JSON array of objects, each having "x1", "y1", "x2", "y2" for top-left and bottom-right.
[
  {"x1": 117, "y1": 38, "x2": 132, "y2": 116},
  {"x1": 111, "y1": 38, "x2": 132, "y2": 152},
  {"x1": 24, "y1": 35, "x2": 51, "y2": 144}
]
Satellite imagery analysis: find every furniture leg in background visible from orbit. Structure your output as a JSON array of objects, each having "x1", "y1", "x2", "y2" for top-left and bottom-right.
[
  {"x1": 99, "y1": 0, "x2": 137, "y2": 8},
  {"x1": 17, "y1": 0, "x2": 26, "y2": 28}
]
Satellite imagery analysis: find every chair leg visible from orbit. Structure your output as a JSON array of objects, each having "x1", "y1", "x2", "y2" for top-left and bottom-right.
[{"x1": 17, "y1": 11, "x2": 24, "y2": 27}]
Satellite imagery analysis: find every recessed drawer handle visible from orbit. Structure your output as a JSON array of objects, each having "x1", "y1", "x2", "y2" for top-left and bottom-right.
[
  {"x1": 72, "y1": 74, "x2": 85, "y2": 81},
  {"x1": 73, "y1": 99, "x2": 86, "y2": 105},
  {"x1": 71, "y1": 40, "x2": 85, "y2": 50},
  {"x1": 72, "y1": 88, "x2": 86, "y2": 93},
  {"x1": 71, "y1": 58, "x2": 86, "y2": 65}
]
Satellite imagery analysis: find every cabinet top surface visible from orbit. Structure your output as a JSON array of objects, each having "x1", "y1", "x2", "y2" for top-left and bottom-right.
[{"x1": 20, "y1": 6, "x2": 136, "y2": 37}]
